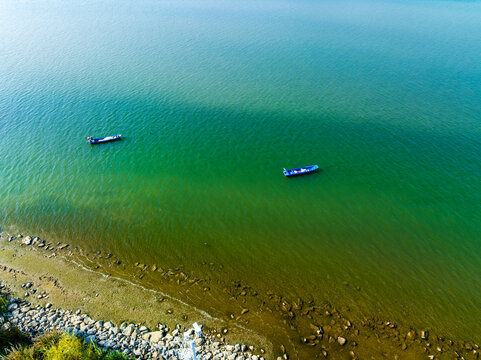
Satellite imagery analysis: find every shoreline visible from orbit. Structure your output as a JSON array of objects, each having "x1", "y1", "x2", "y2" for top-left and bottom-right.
[
  {"x1": 0, "y1": 231, "x2": 480, "y2": 359},
  {"x1": 0, "y1": 232, "x2": 271, "y2": 359},
  {"x1": 1, "y1": 283, "x2": 263, "y2": 360}
]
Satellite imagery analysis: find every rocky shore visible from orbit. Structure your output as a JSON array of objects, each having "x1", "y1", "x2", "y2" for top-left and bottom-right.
[
  {"x1": 2, "y1": 230, "x2": 481, "y2": 360},
  {"x1": 2, "y1": 284, "x2": 265, "y2": 360}
]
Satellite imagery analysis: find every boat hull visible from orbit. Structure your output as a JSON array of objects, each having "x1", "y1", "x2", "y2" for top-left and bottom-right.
[
  {"x1": 88, "y1": 134, "x2": 122, "y2": 144},
  {"x1": 283, "y1": 165, "x2": 319, "y2": 177}
]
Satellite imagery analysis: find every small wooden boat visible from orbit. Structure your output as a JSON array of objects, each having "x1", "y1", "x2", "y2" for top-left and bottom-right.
[
  {"x1": 87, "y1": 134, "x2": 122, "y2": 144},
  {"x1": 283, "y1": 165, "x2": 319, "y2": 177}
]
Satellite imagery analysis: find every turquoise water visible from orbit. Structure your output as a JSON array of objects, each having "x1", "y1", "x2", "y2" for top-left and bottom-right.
[{"x1": 1, "y1": 0, "x2": 481, "y2": 343}]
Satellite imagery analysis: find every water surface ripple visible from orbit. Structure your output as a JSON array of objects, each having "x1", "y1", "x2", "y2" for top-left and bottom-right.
[{"x1": 1, "y1": 0, "x2": 481, "y2": 345}]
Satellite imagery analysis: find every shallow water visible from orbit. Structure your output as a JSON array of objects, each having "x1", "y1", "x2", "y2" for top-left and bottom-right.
[{"x1": 1, "y1": 0, "x2": 481, "y2": 345}]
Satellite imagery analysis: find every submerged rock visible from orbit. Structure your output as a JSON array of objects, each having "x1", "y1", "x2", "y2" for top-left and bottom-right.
[{"x1": 406, "y1": 330, "x2": 417, "y2": 341}]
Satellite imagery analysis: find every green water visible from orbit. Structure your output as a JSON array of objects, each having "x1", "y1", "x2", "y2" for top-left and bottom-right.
[{"x1": 1, "y1": 0, "x2": 481, "y2": 344}]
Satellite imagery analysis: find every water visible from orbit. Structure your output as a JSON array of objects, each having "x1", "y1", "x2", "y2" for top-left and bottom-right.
[{"x1": 1, "y1": 0, "x2": 481, "y2": 347}]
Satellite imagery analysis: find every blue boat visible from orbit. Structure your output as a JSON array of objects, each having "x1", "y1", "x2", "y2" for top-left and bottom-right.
[
  {"x1": 87, "y1": 134, "x2": 122, "y2": 144},
  {"x1": 283, "y1": 165, "x2": 319, "y2": 177}
]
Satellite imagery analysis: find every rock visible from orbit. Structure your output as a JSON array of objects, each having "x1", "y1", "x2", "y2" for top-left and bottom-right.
[
  {"x1": 122, "y1": 324, "x2": 135, "y2": 337},
  {"x1": 139, "y1": 325, "x2": 149, "y2": 333},
  {"x1": 241, "y1": 308, "x2": 249, "y2": 315},
  {"x1": 195, "y1": 337, "x2": 205, "y2": 346},
  {"x1": 104, "y1": 321, "x2": 114, "y2": 329},
  {"x1": 45, "y1": 303, "x2": 52, "y2": 309},
  {"x1": 22, "y1": 236, "x2": 32, "y2": 245},
  {"x1": 147, "y1": 331, "x2": 164, "y2": 343},
  {"x1": 338, "y1": 337, "x2": 347, "y2": 346},
  {"x1": 122, "y1": 349, "x2": 130, "y2": 356},
  {"x1": 421, "y1": 330, "x2": 429, "y2": 340},
  {"x1": 406, "y1": 330, "x2": 417, "y2": 341}
]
